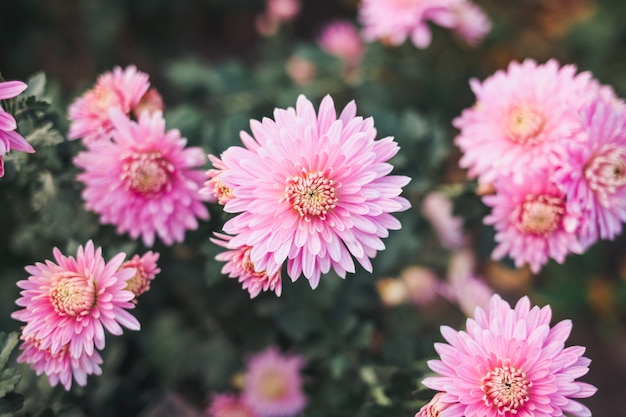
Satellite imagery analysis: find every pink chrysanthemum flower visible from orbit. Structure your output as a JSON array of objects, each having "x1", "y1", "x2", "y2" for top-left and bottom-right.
[
  {"x1": 317, "y1": 20, "x2": 365, "y2": 67},
  {"x1": 422, "y1": 294, "x2": 597, "y2": 417},
  {"x1": 450, "y1": 1, "x2": 491, "y2": 46},
  {"x1": 207, "y1": 393, "x2": 259, "y2": 417},
  {"x1": 211, "y1": 233, "x2": 282, "y2": 298},
  {"x1": 482, "y1": 172, "x2": 583, "y2": 273},
  {"x1": 121, "y1": 251, "x2": 161, "y2": 300},
  {"x1": 421, "y1": 191, "x2": 466, "y2": 250},
  {"x1": 74, "y1": 109, "x2": 209, "y2": 246},
  {"x1": 0, "y1": 80, "x2": 35, "y2": 177},
  {"x1": 553, "y1": 97, "x2": 626, "y2": 248},
  {"x1": 68, "y1": 65, "x2": 150, "y2": 144},
  {"x1": 201, "y1": 154, "x2": 234, "y2": 205},
  {"x1": 415, "y1": 393, "x2": 464, "y2": 417},
  {"x1": 11, "y1": 241, "x2": 140, "y2": 360},
  {"x1": 243, "y1": 347, "x2": 306, "y2": 417},
  {"x1": 216, "y1": 95, "x2": 410, "y2": 288},
  {"x1": 16, "y1": 334, "x2": 103, "y2": 391},
  {"x1": 454, "y1": 59, "x2": 598, "y2": 184},
  {"x1": 359, "y1": 0, "x2": 464, "y2": 48}
]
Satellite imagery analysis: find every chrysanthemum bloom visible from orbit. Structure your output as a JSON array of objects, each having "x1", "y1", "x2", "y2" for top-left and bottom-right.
[
  {"x1": 201, "y1": 154, "x2": 234, "y2": 205},
  {"x1": 450, "y1": 1, "x2": 491, "y2": 46},
  {"x1": 482, "y1": 172, "x2": 582, "y2": 273},
  {"x1": 358, "y1": 0, "x2": 465, "y2": 48},
  {"x1": 217, "y1": 95, "x2": 410, "y2": 288},
  {"x1": 454, "y1": 59, "x2": 599, "y2": 184},
  {"x1": 74, "y1": 109, "x2": 209, "y2": 246},
  {"x1": 422, "y1": 294, "x2": 597, "y2": 417},
  {"x1": 16, "y1": 334, "x2": 103, "y2": 390},
  {"x1": 211, "y1": 233, "x2": 282, "y2": 298},
  {"x1": 0, "y1": 80, "x2": 35, "y2": 177},
  {"x1": 207, "y1": 393, "x2": 259, "y2": 417},
  {"x1": 12, "y1": 241, "x2": 140, "y2": 359},
  {"x1": 242, "y1": 347, "x2": 306, "y2": 417},
  {"x1": 415, "y1": 393, "x2": 464, "y2": 417},
  {"x1": 121, "y1": 251, "x2": 161, "y2": 300},
  {"x1": 317, "y1": 20, "x2": 365, "y2": 67},
  {"x1": 553, "y1": 97, "x2": 626, "y2": 248},
  {"x1": 421, "y1": 191, "x2": 466, "y2": 250},
  {"x1": 67, "y1": 65, "x2": 150, "y2": 144}
]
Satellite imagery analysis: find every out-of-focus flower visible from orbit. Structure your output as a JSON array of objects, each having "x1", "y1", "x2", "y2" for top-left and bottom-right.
[
  {"x1": 285, "y1": 56, "x2": 317, "y2": 86},
  {"x1": 133, "y1": 88, "x2": 164, "y2": 119},
  {"x1": 121, "y1": 251, "x2": 161, "y2": 300},
  {"x1": 74, "y1": 110, "x2": 209, "y2": 247},
  {"x1": 442, "y1": 249, "x2": 493, "y2": 316},
  {"x1": 266, "y1": 0, "x2": 300, "y2": 22},
  {"x1": 201, "y1": 154, "x2": 234, "y2": 205},
  {"x1": 212, "y1": 233, "x2": 282, "y2": 298},
  {"x1": 422, "y1": 294, "x2": 597, "y2": 417},
  {"x1": 483, "y1": 172, "x2": 582, "y2": 273},
  {"x1": 0, "y1": 79, "x2": 35, "y2": 177},
  {"x1": 421, "y1": 191, "x2": 466, "y2": 250},
  {"x1": 553, "y1": 97, "x2": 626, "y2": 248},
  {"x1": 400, "y1": 266, "x2": 440, "y2": 307},
  {"x1": 243, "y1": 347, "x2": 306, "y2": 417},
  {"x1": 359, "y1": 0, "x2": 465, "y2": 48},
  {"x1": 376, "y1": 277, "x2": 410, "y2": 307},
  {"x1": 454, "y1": 59, "x2": 599, "y2": 184},
  {"x1": 15, "y1": 335, "x2": 103, "y2": 391},
  {"x1": 450, "y1": 1, "x2": 491, "y2": 45},
  {"x1": 215, "y1": 95, "x2": 410, "y2": 289},
  {"x1": 68, "y1": 65, "x2": 150, "y2": 144},
  {"x1": 12, "y1": 241, "x2": 139, "y2": 361},
  {"x1": 207, "y1": 393, "x2": 259, "y2": 417},
  {"x1": 415, "y1": 392, "x2": 464, "y2": 417},
  {"x1": 317, "y1": 20, "x2": 365, "y2": 67}
]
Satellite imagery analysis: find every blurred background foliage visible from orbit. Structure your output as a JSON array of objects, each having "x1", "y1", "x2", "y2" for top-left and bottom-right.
[{"x1": 1, "y1": 0, "x2": 626, "y2": 416}]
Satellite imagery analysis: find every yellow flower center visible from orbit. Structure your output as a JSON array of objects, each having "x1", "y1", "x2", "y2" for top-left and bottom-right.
[
  {"x1": 519, "y1": 194, "x2": 563, "y2": 235},
  {"x1": 507, "y1": 105, "x2": 545, "y2": 145},
  {"x1": 49, "y1": 272, "x2": 96, "y2": 316},
  {"x1": 284, "y1": 170, "x2": 337, "y2": 221}
]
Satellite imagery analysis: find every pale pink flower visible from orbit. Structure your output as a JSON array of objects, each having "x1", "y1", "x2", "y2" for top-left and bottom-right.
[
  {"x1": 211, "y1": 233, "x2": 282, "y2": 298},
  {"x1": 201, "y1": 154, "x2": 234, "y2": 205},
  {"x1": 415, "y1": 393, "x2": 464, "y2": 417},
  {"x1": 266, "y1": 0, "x2": 300, "y2": 22},
  {"x1": 0, "y1": 80, "x2": 35, "y2": 177},
  {"x1": 483, "y1": 172, "x2": 583, "y2": 273},
  {"x1": 400, "y1": 266, "x2": 440, "y2": 307},
  {"x1": 216, "y1": 95, "x2": 411, "y2": 288},
  {"x1": 450, "y1": 1, "x2": 491, "y2": 45},
  {"x1": 422, "y1": 294, "x2": 597, "y2": 417},
  {"x1": 285, "y1": 56, "x2": 317, "y2": 86},
  {"x1": 553, "y1": 97, "x2": 626, "y2": 248},
  {"x1": 74, "y1": 110, "x2": 209, "y2": 247},
  {"x1": 16, "y1": 335, "x2": 103, "y2": 391},
  {"x1": 454, "y1": 59, "x2": 597, "y2": 184},
  {"x1": 358, "y1": 0, "x2": 465, "y2": 48},
  {"x1": 11, "y1": 241, "x2": 140, "y2": 360},
  {"x1": 207, "y1": 393, "x2": 259, "y2": 417},
  {"x1": 243, "y1": 347, "x2": 306, "y2": 417},
  {"x1": 376, "y1": 277, "x2": 410, "y2": 307},
  {"x1": 317, "y1": 20, "x2": 365, "y2": 67},
  {"x1": 421, "y1": 191, "x2": 466, "y2": 250},
  {"x1": 68, "y1": 65, "x2": 150, "y2": 144},
  {"x1": 121, "y1": 251, "x2": 161, "y2": 300}
]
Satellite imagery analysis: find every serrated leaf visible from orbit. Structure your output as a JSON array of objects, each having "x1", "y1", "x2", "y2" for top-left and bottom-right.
[
  {"x1": 0, "y1": 369, "x2": 20, "y2": 398},
  {"x1": 23, "y1": 73, "x2": 47, "y2": 100},
  {"x1": 25, "y1": 122, "x2": 64, "y2": 146}
]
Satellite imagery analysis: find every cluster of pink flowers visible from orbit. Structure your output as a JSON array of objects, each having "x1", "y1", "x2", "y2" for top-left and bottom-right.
[
  {"x1": 69, "y1": 66, "x2": 210, "y2": 247},
  {"x1": 418, "y1": 294, "x2": 596, "y2": 417},
  {"x1": 202, "y1": 94, "x2": 410, "y2": 297},
  {"x1": 455, "y1": 58, "x2": 626, "y2": 273},
  {"x1": 0, "y1": 79, "x2": 35, "y2": 177},
  {"x1": 358, "y1": 0, "x2": 491, "y2": 49},
  {"x1": 11, "y1": 241, "x2": 159, "y2": 390},
  {"x1": 206, "y1": 347, "x2": 306, "y2": 417}
]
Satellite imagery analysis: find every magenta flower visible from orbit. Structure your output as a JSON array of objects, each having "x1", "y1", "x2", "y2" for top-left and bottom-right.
[
  {"x1": 454, "y1": 59, "x2": 599, "y2": 184},
  {"x1": 553, "y1": 97, "x2": 626, "y2": 248},
  {"x1": 211, "y1": 233, "x2": 282, "y2": 298},
  {"x1": 74, "y1": 110, "x2": 209, "y2": 246},
  {"x1": 207, "y1": 393, "x2": 259, "y2": 417},
  {"x1": 482, "y1": 172, "x2": 582, "y2": 273},
  {"x1": 243, "y1": 347, "x2": 306, "y2": 417},
  {"x1": 422, "y1": 294, "x2": 597, "y2": 417},
  {"x1": 216, "y1": 95, "x2": 410, "y2": 288},
  {"x1": 0, "y1": 80, "x2": 35, "y2": 177},
  {"x1": 12, "y1": 241, "x2": 140, "y2": 360},
  {"x1": 68, "y1": 65, "x2": 150, "y2": 144},
  {"x1": 317, "y1": 20, "x2": 365, "y2": 67},
  {"x1": 15, "y1": 335, "x2": 103, "y2": 391},
  {"x1": 359, "y1": 0, "x2": 465, "y2": 48},
  {"x1": 120, "y1": 251, "x2": 161, "y2": 300}
]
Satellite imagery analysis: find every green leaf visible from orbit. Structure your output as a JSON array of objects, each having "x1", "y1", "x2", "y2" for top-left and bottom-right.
[
  {"x1": 0, "y1": 333, "x2": 18, "y2": 371},
  {"x1": 23, "y1": 73, "x2": 47, "y2": 100},
  {"x1": 0, "y1": 392, "x2": 24, "y2": 417}
]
